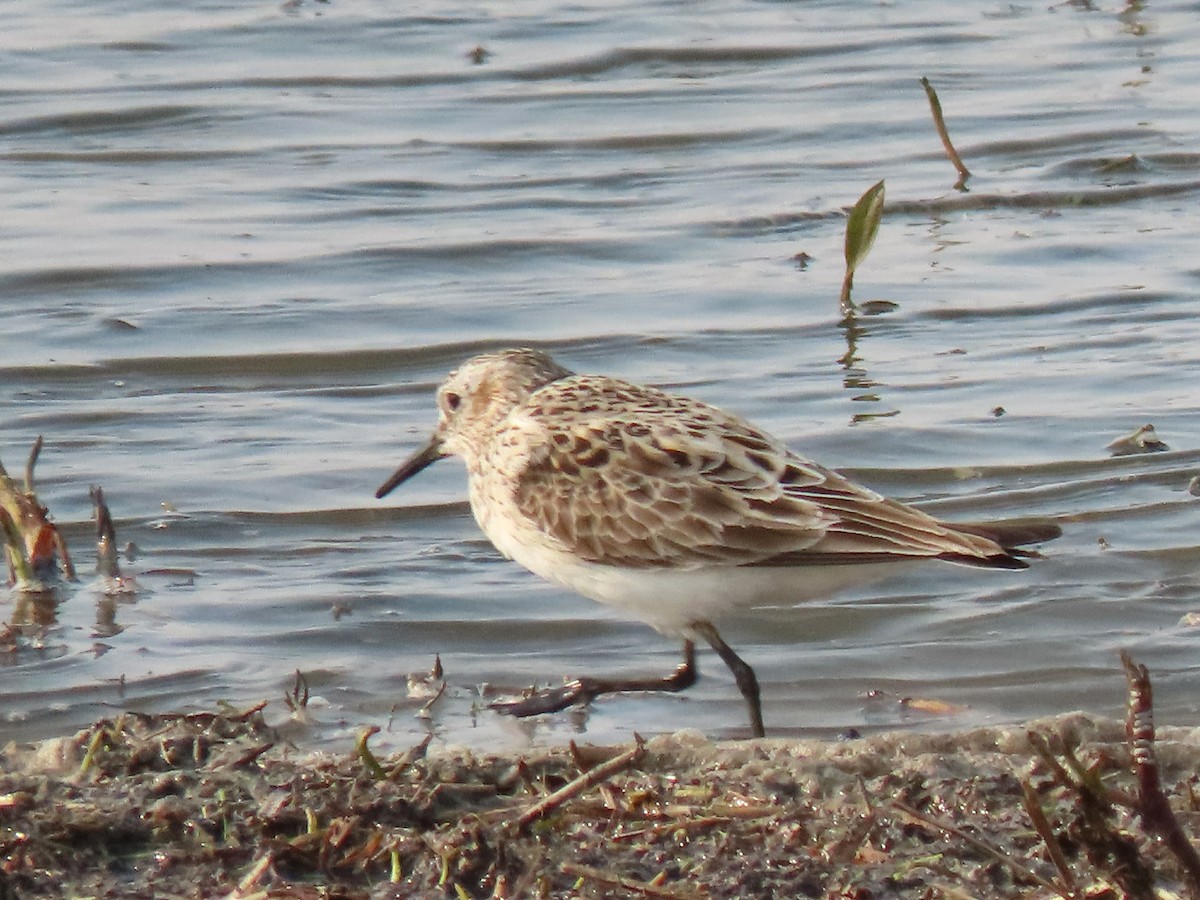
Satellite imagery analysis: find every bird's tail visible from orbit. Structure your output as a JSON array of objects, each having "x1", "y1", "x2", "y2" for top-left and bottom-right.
[{"x1": 940, "y1": 517, "x2": 1062, "y2": 569}]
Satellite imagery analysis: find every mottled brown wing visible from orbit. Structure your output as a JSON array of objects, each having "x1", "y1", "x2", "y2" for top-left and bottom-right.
[
  {"x1": 504, "y1": 379, "x2": 1003, "y2": 573},
  {"x1": 506, "y1": 380, "x2": 835, "y2": 568},
  {"x1": 509, "y1": 381, "x2": 1014, "y2": 570}
]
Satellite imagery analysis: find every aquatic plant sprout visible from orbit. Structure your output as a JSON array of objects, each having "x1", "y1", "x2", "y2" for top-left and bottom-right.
[{"x1": 839, "y1": 178, "x2": 885, "y2": 314}]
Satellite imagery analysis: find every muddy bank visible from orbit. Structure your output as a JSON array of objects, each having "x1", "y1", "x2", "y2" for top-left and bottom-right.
[{"x1": 1, "y1": 704, "x2": 1198, "y2": 899}]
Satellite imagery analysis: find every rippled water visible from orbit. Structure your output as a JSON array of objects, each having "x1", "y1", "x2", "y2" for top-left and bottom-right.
[{"x1": 3, "y1": 0, "x2": 1200, "y2": 752}]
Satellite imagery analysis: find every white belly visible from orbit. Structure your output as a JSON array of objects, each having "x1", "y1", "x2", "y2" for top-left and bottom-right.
[
  {"x1": 476, "y1": 496, "x2": 913, "y2": 634},
  {"x1": 548, "y1": 556, "x2": 914, "y2": 634}
]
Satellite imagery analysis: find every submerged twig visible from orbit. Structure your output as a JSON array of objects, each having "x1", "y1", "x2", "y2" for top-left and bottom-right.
[
  {"x1": 920, "y1": 76, "x2": 970, "y2": 189},
  {"x1": 1121, "y1": 650, "x2": 1200, "y2": 894}
]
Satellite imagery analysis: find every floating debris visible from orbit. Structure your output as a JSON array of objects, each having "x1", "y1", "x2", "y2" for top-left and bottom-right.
[
  {"x1": 407, "y1": 654, "x2": 446, "y2": 700},
  {"x1": 1106, "y1": 423, "x2": 1168, "y2": 456},
  {"x1": 898, "y1": 695, "x2": 970, "y2": 717},
  {"x1": 864, "y1": 689, "x2": 969, "y2": 718},
  {"x1": 407, "y1": 655, "x2": 448, "y2": 720},
  {"x1": 856, "y1": 299, "x2": 900, "y2": 316}
]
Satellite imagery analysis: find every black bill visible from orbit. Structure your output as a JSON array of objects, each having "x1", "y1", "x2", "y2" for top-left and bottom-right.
[{"x1": 375, "y1": 435, "x2": 446, "y2": 499}]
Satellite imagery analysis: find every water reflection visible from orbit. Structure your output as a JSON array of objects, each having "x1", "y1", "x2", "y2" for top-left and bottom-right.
[
  {"x1": 837, "y1": 310, "x2": 900, "y2": 425},
  {"x1": 10, "y1": 590, "x2": 57, "y2": 631}
]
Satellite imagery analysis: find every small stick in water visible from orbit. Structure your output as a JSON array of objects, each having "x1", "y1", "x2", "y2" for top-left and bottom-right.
[
  {"x1": 91, "y1": 486, "x2": 120, "y2": 580},
  {"x1": 24, "y1": 436, "x2": 43, "y2": 494},
  {"x1": 920, "y1": 76, "x2": 970, "y2": 189}
]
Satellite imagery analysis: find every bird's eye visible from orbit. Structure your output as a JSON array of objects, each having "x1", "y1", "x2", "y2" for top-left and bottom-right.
[{"x1": 444, "y1": 392, "x2": 462, "y2": 412}]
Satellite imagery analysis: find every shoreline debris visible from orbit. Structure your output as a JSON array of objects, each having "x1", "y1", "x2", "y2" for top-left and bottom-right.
[{"x1": 0, "y1": 436, "x2": 75, "y2": 591}]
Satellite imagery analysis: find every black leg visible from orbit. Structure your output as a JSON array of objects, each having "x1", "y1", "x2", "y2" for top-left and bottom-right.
[
  {"x1": 690, "y1": 620, "x2": 765, "y2": 738},
  {"x1": 490, "y1": 640, "x2": 698, "y2": 718}
]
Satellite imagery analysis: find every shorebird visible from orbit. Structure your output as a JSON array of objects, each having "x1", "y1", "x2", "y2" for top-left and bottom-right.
[{"x1": 376, "y1": 348, "x2": 1060, "y2": 737}]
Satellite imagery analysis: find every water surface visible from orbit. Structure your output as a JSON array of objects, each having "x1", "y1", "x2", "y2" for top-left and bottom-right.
[{"x1": 3, "y1": 0, "x2": 1200, "y2": 752}]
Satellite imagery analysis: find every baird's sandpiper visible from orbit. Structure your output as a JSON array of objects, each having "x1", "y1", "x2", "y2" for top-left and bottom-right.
[{"x1": 376, "y1": 348, "x2": 1060, "y2": 737}]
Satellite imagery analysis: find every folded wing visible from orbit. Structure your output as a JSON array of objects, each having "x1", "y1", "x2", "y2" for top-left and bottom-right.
[{"x1": 510, "y1": 382, "x2": 1057, "y2": 571}]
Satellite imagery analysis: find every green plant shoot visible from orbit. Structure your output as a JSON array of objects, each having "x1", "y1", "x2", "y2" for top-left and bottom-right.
[{"x1": 840, "y1": 179, "x2": 885, "y2": 312}]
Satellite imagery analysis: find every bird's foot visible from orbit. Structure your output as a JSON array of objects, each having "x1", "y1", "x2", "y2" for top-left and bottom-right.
[{"x1": 489, "y1": 679, "x2": 600, "y2": 718}]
